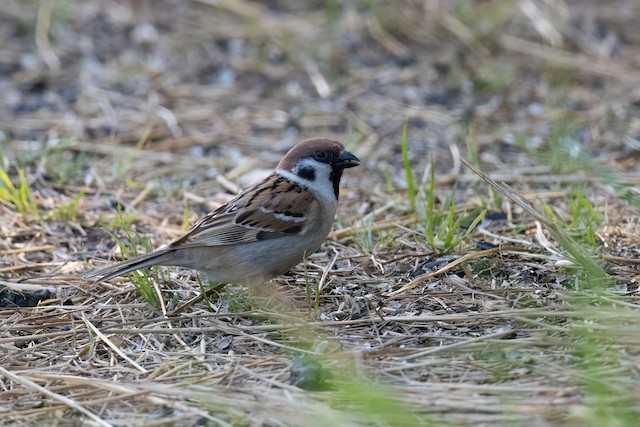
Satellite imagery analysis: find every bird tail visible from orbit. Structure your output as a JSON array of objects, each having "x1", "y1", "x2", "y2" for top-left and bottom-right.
[{"x1": 84, "y1": 249, "x2": 174, "y2": 283}]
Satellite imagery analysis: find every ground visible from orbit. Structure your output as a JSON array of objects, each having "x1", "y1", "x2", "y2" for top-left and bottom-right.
[{"x1": 1, "y1": 0, "x2": 640, "y2": 426}]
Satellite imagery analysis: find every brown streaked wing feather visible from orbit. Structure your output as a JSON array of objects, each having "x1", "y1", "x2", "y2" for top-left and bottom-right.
[{"x1": 169, "y1": 174, "x2": 316, "y2": 247}]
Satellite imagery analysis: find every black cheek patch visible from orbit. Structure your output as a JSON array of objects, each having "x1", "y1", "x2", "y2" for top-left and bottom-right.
[{"x1": 297, "y1": 167, "x2": 316, "y2": 181}]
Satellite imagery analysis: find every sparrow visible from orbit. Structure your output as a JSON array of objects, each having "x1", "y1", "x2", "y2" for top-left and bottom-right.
[{"x1": 86, "y1": 137, "x2": 360, "y2": 284}]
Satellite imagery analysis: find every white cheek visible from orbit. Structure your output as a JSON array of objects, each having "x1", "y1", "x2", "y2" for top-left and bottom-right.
[
  {"x1": 277, "y1": 160, "x2": 336, "y2": 202},
  {"x1": 296, "y1": 160, "x2": 331, "y2": 183}
]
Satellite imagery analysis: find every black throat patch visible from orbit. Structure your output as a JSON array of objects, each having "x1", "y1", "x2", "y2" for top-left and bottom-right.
[{"x1": 330, "y1": 169, "x2": 343, "y2": 199}]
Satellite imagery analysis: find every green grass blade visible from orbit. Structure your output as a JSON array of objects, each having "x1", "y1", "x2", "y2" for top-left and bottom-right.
[{"x1": 401, "y1": 121, "x2": 416, "y2": 211}]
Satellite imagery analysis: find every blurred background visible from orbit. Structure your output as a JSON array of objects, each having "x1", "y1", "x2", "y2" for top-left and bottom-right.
[{"x1": 2, "y1": 0, "x2": 639, "y2": 182}]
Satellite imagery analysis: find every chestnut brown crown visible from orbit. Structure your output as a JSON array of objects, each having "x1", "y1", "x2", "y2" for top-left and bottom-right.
[{"x1": 278, "y1": 137, "x2": 360, "y2": 172}]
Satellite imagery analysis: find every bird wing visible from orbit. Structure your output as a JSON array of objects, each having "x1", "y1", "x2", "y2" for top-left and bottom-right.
[{"x1": 169, "y1": 173, "x2": 317, "y2": 247}]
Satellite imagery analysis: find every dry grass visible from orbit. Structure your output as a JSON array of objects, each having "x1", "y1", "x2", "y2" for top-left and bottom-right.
[{"x1": 1, "y1": 0, "x2": 640, "y2": 425}]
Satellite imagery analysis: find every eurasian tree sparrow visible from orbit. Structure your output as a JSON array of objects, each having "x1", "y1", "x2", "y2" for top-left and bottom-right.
[{"x1": 86, "y1": 137, "x2": 360, "y2": 284}]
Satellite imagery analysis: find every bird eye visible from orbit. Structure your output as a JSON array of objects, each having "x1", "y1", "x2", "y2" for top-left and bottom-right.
[{"x1": 315, "y1": 150, "x2": 326, "y2": 159}]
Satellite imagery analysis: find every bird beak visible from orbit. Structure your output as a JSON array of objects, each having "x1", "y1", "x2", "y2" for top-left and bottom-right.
[{"x1": 334, "y1": 150, "x2": 360, "y2": 169}]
